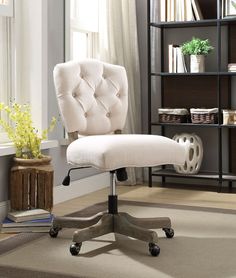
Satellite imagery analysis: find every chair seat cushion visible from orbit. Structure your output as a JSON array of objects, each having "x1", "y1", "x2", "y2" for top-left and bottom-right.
[{"x1": 67, "y1": 134, "x2": 186, "y2": 171}]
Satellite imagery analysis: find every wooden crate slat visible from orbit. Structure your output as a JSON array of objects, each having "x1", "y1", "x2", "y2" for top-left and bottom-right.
[
  {"x1": 30, "y1": 171, "x2": 36, "y2": 209},
  {"x1": 37, "y1": 172, "x2": 45, "y2": 209},
  {"x1": 44, "y1": 171, "x2": 53, "y2": 210}
]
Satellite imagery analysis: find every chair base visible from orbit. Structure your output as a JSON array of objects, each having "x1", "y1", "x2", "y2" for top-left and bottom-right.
[
  {"x1": 50, "y1": 173, "x2": 174, "y2": 256},
  {"x1": 50, "y1": 209, "x2": 173, "y2": 256}
]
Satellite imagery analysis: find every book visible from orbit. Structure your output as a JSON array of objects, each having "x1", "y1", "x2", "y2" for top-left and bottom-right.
[
  {"x1": 1, "y1": 226, "x2": 51, "y2": 233},
  {"x1": 173, "y1": 46, "x2": 177, "y2": 72},
  {"x1": 167, "y1": 0, "x2": 170, "y2": 21},
  {"x1": 167, "y1": 0, "x2": 175, "y2": 21},
  {"x1": 7, "y1": 209, "x2": 51, "y2": 223},
  {"x1": 191, "y1": 0, "x2": 203, "y2": 20},
  {"x1": 185, "y1": 0, "x2": 195, "y2": 21},
  {"x1": 178, "y1": 0, "x2": 185, "y2": 21},
  {"x1": 168, "y1": 44, "x2": 173, "y2": 72},
  {"x1": 1, "y1": 215, "x2": 53, "y2": 227},
  {"x1": 168, "y1": 44, "x2": 187, "y2": 73},
  {"x1": 160, "y1": 0, "x2": 166, "y2": 21},
  {"x1": 170, "y1": 0, "x2": 175, "y2": 21},
  {"x1": 1, "y1": 215, "x2": 53, "y2": 233},
  {"x1": 176, "y1": 47, "x2": 187, "y2": 73}
]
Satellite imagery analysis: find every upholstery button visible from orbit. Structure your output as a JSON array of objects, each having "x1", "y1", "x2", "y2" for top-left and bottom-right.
[
  {"x1": 106, "y1": 112, "x2": 111, "y2": 118},
  {"x1": 94, "y1": 94, "x2": 97, "y2": 98},
  {"x1": 72, "y1": 92, "x2": 76, "y2": 97},
  {"x1": 84, "y1": 113, "x2": 88, "y2": 118},
  {"x1": 116, "y1": 93, "x2": 120, "y2": 97}
]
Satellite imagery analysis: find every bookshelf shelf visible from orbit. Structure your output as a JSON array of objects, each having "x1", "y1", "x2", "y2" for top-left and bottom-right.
[
  {"x1": 147, "y1": 0, "x2": 236, "y2": 192},
  {"x1": 151, "y1": 72, "x2": 236, "y2": 76},
  {"x1": 221, "y1": 17, "x2": 236, "y2": 24},
  {"x1": 152, "y1": 169, "x2": 236, "y2": 182},
  {"x1": 152, "y1": 169, "x2": 221, "y2": 180},
  {"x1": 150, "y1": 18, "x2": 236, "y2": 29},
  {"x1": 151, "y1": 122, "x2": 236, "y2": 129},
  {"x1": 151, "y1": 122, "x2": 220, "y2": 128},
  {"x1": 150, "y1": 19, "x2": 218, "y2": 28}
]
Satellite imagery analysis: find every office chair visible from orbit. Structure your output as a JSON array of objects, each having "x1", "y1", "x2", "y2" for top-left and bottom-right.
[{"x1": 51, "y1": 59, "x2": 185, "y2": 256}]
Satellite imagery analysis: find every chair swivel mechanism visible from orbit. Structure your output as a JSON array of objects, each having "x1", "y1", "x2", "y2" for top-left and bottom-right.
[{"x1": 51, "y1": 59, "x2": 185, "y2": 256}]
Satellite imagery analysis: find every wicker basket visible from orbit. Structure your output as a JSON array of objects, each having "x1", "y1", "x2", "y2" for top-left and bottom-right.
[
  {"x1": 158, "y1": 108, "x2": 189, "y2": 123},
  {"x1": 222, "y1": 109, "x2": 236, "y2": 125},
  {"x1": 190, "y1": 108, "x2": 218, "y2": 124}
]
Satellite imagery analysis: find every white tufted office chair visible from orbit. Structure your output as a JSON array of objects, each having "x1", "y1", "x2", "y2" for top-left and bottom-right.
[{"x1": 51, "y1": 59, "x2": 186, "y2": 256}]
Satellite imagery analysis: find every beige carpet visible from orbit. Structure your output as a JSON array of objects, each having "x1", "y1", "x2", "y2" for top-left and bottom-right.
[{"x1": 0, "y1": 200, "x2": 236, "y2": 278}]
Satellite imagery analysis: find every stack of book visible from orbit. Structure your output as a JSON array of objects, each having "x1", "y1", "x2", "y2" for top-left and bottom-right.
[
  {"x1": 228, "y1": 63, "x2": 236, "y2": 72},
  {"x1": 160, "y1": 0, "x2": 203, "y2": 22},
  {"x1": 0, "y1": 209, "x2": 53, "y2": 233},
  {"x1": 168, "y1": 44, "x2": 187, "y2": 73}
]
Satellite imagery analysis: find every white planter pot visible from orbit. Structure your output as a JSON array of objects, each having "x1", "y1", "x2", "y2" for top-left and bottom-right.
[{"x1": 190, "y1": 55, "x2": 205, "y2": 73}]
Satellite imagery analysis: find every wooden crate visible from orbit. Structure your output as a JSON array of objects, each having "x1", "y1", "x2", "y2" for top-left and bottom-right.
[{"x1": 10, "y1": 156, "x2": 53, "y2": 211}]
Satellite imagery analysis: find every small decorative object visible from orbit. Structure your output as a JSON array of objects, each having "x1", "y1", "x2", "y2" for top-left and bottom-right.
[
  {"x1": 0, "y1": 102, "x2": 56, "y2": 211},
  {"x1": 224, "y1": 0, "x2": 236, "y2": 17},
  {"x1": 181, "y1": 37, "x2": 214, "y2": 73},
  {"x1": 190, "y1": 108, "x2": 218, "y2": 124},
  {"x1": 158, "y1": 108, "x2": 189, "y2": 123},
  {"x1": 173, "y1": 133, "x2": 203, "y2": 174},
  {"x1": 222, "y1": 109, "x2": 236, "y2": 125}
]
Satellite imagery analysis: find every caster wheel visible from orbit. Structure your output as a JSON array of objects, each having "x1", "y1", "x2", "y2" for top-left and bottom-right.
[
  {"x1": 49, "y1": 227, "x2": 60, "y2": 238},
  {"x1": 163, "y1": 228, "x2": 174, "y2": 238},
  {"x1": 149, "y1": 243, "x2": 160, "y2": 257},
  {"x1": 70, "y1": 242, "x2": 82, "y2": 256}
]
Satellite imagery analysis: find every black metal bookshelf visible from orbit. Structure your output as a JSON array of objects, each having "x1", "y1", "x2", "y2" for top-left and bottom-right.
[{"x1": 147, "y1": 0, "x2": 236, "y2": 191}]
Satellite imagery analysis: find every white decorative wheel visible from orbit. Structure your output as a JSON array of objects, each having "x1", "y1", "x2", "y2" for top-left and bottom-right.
[{"x1": 173, "y1": 133, "x2": 203, "y2": 174}]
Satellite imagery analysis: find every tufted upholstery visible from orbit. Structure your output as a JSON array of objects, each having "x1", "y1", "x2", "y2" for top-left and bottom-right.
[{"x1": 53, "y1": 59, "x2": 128, "y2": 135}]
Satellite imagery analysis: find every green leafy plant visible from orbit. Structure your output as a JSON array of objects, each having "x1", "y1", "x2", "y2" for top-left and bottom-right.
[
  {"x1": 232, "y1": 0, "x2": 236, "y2": 10},
  {"x1": 181, "y1": 37, "x2": 214, "y2": 55},
  {"x1": 0, "y1": 102, "x2": 56, "y2": 159}
]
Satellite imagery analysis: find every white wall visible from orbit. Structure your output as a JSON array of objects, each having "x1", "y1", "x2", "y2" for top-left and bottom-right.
[{"x1": 0, "y1": 0, "x2": 108, "y2": 207}]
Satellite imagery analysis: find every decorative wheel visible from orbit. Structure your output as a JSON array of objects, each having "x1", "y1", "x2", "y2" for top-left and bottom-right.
[
  {"x1": 49, "y1": 227, "x2": 60, "y2": 238},
  {"x1": 70, "y1": 242, "x2": 82, "y2": 256},
  {"x1": 148, "y1": 243, "x2": 160, "y2": 257},
  {"x1": 163, "y1": 228, "x2": 174, "y2": 238}
]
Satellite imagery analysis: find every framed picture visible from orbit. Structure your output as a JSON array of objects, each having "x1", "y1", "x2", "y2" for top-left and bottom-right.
[
  {"x1": 0, "y1": 0, "x2": 14, "y2": 17},
  {"x1": 224, "y1": 0, "x2": 236, "y2": 17}
]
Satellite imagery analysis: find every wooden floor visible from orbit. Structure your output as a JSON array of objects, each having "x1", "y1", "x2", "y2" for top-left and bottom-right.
[
  {"x1": 1, "y1": 184, "x2": 236, "y2": 241},
  {"x1": 52, "y1": 185, "x2": 134, "y2": 216}
]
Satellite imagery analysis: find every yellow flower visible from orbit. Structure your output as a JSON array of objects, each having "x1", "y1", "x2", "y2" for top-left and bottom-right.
[{"x1": 0, "y1": 102, "x2": 56, "y2": 159}]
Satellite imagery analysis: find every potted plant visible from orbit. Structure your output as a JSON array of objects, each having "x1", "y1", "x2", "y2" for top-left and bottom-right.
[
  {"x1": 181, "y1": 37, "x2": 214, "y2": 73},
  {"x1": 0, "y1": 102, "x2": 56, "y2": 211},
  {"x1": 0, "y1": 102, "x2": 56, "y2": 158}
]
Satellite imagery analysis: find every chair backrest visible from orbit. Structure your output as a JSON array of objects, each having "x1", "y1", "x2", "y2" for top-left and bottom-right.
[{"x1": 53, "y1": 59, "x2": 128, "y2": 136}]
